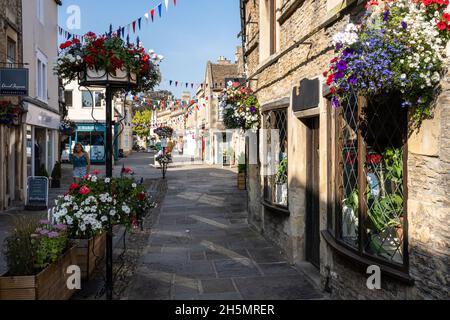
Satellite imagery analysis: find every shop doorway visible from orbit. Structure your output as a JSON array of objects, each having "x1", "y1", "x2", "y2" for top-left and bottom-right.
[{"x1": 305, "y1": 117, "x2": 320, "y2": 268}]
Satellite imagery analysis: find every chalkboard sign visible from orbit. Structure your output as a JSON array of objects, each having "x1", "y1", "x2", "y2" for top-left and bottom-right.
[{"x1": 26, "y1": 177, "x2": 49, "y2": 210}]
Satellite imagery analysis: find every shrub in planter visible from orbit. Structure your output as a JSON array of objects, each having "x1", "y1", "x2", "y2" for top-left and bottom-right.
[
  {"x1": 51, "y1": 161, "x2": 62, "y2": 189},
  {"x1": 0, "y1": 218, "x2": 76, "y2": 300}
]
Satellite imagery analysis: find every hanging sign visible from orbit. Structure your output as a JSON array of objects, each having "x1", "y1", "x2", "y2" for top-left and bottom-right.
[
  {"x1": 0, "y1": 68, "x2": 29, "y2": 96},
  {"x1": 292, "y1": 78, "x2": 320, "y2": 114}
]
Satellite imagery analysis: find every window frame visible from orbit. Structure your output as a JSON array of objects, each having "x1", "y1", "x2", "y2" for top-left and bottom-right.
[
  {"x1": 37, "y1": 0, "x2": 44, "y2": 24},
  {"x1": 6, "y1": 37, "x2": 16, "y2": 67},
  {"x1": 36, "y1": 50, "x2": 48, "y2": 102},
  {"x1": 269, "y1": 0, "x2": 277, "y2": 55},
  {"x1": 262, "y1": 106, "x2": 289, "y2": 211},
  {"x1": 64, "y1": 90, "x2": 73, "y2": 108},
  {"x1": 329, "y1": 95, "x2": 410, "y2": 274}
]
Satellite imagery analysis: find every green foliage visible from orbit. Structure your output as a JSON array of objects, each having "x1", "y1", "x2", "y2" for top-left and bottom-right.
[
  {"x1": 51, "y1": 161, "x2": 62, "y2": 180},
  {"x1": 344, "y1": 189, "x2": 359, "y2": 214},
  {"x1": 32, "y1": 226, "x2": 69, "y2": 271},
  {"x1": 132, "y1": 110, "x2": 152, "y2": 141},
  {"x1": 37, "y1": 165, "x2": 49, "y2": 178},
  {"x1": 3, "y1": 217, "x2": 39, "y2": 276},
  {"x1": 276, "y1": 158, "x2": 288, "y2": 185}
]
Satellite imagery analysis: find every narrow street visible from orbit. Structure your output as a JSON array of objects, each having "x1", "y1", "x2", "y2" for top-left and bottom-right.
[{"x1": 125, "y1": 154, "x2": 323, "y2": 300}]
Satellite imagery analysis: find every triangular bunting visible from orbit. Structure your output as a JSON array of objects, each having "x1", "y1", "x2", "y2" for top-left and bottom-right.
[
  {"x1": 150, "y1": 9, "x2": 155, "y2": 22},
  {"x1": 158, "y1": 3, "x2": 162, "y2": 17},
  {"x1": 165, "y1": 0, "x2": 169, "y2": 10}
]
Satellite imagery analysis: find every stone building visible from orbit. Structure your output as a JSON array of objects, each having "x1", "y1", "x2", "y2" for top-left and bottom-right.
[
  {"x1": 240, "y1": 0, "x2": 449, "y2": 299},
  {"x1": 186, "y1": 52, "x2": 247, "y2": 164},
  {"x1": 0, "y1": 0, "x2": 25, "y2": 209}
]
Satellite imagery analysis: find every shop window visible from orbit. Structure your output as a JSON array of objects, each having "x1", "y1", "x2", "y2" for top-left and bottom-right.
[
  {"x1": 82, "y1": 90, "x2": 103, "y2": 108},
  {"x1": 333, "y1": 90, "x2": 408, "y2": 268},
  {"x1": 263, "y1": 108, "x2": 288, "y2": 208}
]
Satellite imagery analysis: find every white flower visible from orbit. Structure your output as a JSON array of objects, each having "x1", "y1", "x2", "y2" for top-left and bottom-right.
[
  {"x1": 105, "y1": 178, "x2": 111, "y2": 184},
  {"x1": 91, "y1": 176, "x2": 98, "y2": 183},
  {"x1": 101, "y1": 216, "x2": 108, "y2": 222},
  {"x1": 132, "y1": 183, "x2": 137, "y2": 188},
  {"x1": 122, "y1": 205, "x2": 131, "y2": 215},
  {"x1": 110, "y1": 209, "x2": 116, "y2": 216}
]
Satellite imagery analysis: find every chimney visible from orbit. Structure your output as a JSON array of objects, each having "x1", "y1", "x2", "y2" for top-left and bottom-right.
[{"x1": 217, "y1": 56, "x2": 231, "y2": 64}]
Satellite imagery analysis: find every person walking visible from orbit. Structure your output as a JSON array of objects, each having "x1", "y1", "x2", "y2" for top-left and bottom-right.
[{"x1": 72, "y1": 142, "x2": 91, "y2": 183}]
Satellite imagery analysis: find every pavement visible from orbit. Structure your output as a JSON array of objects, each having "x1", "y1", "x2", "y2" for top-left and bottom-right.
[
  {"x1": 125, "y1": 160, "x2": 324, "y2": 300},
  {"x1": 0, "y1": 152, "x2": 324, "y2": 300}
]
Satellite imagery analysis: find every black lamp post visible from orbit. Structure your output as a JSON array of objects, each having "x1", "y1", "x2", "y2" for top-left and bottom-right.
[{"x1": 79, "y1": 70, "x2": 137, "y2": 301}]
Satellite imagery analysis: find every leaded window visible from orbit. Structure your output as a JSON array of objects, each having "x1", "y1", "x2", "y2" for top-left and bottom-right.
[
  {"x1": 263, "y1": 108, "x2": 288, "y2": 208},
  {"x1": 334, "y1": 91, "x2": 408, "y2": 268}
]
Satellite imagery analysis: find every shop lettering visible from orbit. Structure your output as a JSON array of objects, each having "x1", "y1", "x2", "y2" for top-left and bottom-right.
[{"x1": 1, "y1": 83, "x2": 26, "y2": 89}]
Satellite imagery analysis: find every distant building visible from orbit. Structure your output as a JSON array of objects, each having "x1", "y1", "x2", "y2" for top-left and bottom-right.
[{"x1": 63, "y1": 81, "x2": 132, "y2": 163}]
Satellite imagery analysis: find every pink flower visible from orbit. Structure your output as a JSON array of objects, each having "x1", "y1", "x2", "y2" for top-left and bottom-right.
[
  {"x1": 79, "y1": 186, "x2": 92, "y2": 195},
  {"x1": 122, "y1": 167, "x2": 134, "y2": 174},
  {"x1": 92, "y1": 170, "x2": 100, "y2": 175}
]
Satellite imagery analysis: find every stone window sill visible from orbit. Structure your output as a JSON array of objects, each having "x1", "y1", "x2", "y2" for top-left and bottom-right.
[
  {"x1": 261, "y1": 200, "x2": 290, "y2": 216},
  {"x1": 321, "y1": 231, "x2": 414, "y2": 285}
]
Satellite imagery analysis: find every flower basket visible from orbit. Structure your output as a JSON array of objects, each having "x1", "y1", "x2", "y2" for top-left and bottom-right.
[
  {"x1": 154, "y1": 126, "x2": 174, "y2": 139},
  {"x1": 0, "y1": 101, "x2": 21, "y2": 126},
  {"x1": 72, "y1": 233, "x2": 106, "y2": 281},
  {"x1": 0, "y1": 246, "x2": 77, "y2": 300}
]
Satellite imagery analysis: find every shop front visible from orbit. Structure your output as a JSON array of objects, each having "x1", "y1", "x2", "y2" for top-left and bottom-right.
[{"x1": 68, "y1": 123, "x2": 119, "y2": 164}]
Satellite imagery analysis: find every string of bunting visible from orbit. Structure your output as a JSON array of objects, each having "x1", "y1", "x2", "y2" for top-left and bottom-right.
[{"x1": 58, "y1": 0, "x2": 178, "y2": 41}]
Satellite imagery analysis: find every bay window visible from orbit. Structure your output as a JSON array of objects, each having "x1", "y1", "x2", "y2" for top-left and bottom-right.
[{"x1": 330, "y1": 89, "x2": 409, "y2": 272}]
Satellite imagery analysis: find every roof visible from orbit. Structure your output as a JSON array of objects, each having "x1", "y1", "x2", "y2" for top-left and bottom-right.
[{"x1": 208, "y1": 61, "x2": 240, "y2": 90}]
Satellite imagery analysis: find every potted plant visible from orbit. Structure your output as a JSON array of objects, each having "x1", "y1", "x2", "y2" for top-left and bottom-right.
[
  {"x1": 0, "y1": 218, "x2": 77, "y2": 300},
  {"x1": 37, "y1": 165, "x2": 49, "y2": 178},
  {"x1": 51, "y1": 161, "x2": 62, "y2": 189},
  {"x1": 275, "y1": 158, "x2": 288, "y2": 206},
  {"x1": 0, "y1": 101, "x2": 21, "y2": 126}
]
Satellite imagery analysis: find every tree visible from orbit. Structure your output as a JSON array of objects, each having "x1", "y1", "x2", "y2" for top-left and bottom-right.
[{"x1": 132, "y1": 110, "x2": 152, "y2": 142}]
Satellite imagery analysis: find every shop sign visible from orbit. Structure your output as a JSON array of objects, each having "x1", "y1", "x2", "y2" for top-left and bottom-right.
[{"x1": 0, "y1": 68, "x2": 29, "y2": 96}]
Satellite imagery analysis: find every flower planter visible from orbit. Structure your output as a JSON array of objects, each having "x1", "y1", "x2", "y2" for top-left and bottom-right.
[
  {"x1": 72, "y1": 233, "x2": 106, "y2": 281},
  {"x1": 238, "y1": 172, "x2": 246, "y2": 190},
  {"x1": 79, "y1": 68, "x2": 137, "y2": 87},
  {"x1": 275, "y1": 183, "x2": 288, "y2": 206},
  {"x1": 0, "y1": 246, "x2": 77, "y2": 300}
]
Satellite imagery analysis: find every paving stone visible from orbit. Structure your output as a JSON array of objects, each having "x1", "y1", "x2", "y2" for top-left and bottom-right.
[
  {"x1": 176, "y1": 261, "x2": 217, "y2": 280},
  {"x1": 234, "y1": 275, "x2": 323, "y2": 300},
  {"x1": 205, "y1": 248, "x2": 250, "y2": 261},
  {"x1": 258, "y1": 263, "x2": 300, "y2": 276},
  {"x1": 127, "y1": 273, "x2": 172, "y2": 300},
  {"x1": 189, "y1": 251, "x2": 206, "y2": 261},
  {"x1": 201, "y1": 279, "x2": 237, "y2": 294},
  {"x1": 214, "y1": 259, "x2": 262, "y2": 278},
  {"x1": 248, "y1": 248, "x2": 287, "y2": 263}
]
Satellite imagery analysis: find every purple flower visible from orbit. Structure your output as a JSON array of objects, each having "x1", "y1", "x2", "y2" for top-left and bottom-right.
[
  {"x1": 334, "y1": 71, "x2": 345, "y2": 80},
  {"x1": 401, "y1": 22, "x2": 407, "y2": 30},
  {"x1": 39, "y1": 229, "x2": 49, "y2": 235},
  {"x1": 336, "y1": 43, "x2": 343, "y2": 51},
  {"x1": 348, "y1": 74, "x2": 358, "y2": 85},
  {"x1": 383, "y1": 10, "x2": 390, "y2": 22},
  {"x1": 331, "y1": 96, "x2": 340, "y2": 109},
  {"x1": 55, "y1": 224, "x2": 67, "y2": 231},
  {"x1": 336, "y1": 60, "x2": 348, "y2": 72},
  {"x1": 47, "y1": 231, "x2": 59, "y2": 239},
  {"x1": 249, "y1": 106, "x2": 256, "y2": 114},
  {"x1": 39, "y1": 220, "x2": 50, "y2": 225},
  {"x1": 342, "y1": 49, "x2": 353, "y2": 59}
]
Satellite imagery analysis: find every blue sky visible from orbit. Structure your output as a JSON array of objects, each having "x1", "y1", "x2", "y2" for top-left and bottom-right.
[{"x1": 58, "y1": 0, "x2": 241, "y2": 99}]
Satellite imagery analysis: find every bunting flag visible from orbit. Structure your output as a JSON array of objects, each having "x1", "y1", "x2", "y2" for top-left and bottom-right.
[
  {"x1": 58, "y1": 0, "x2": 180, "y2": 44},
  {"x1": 158, "y1": 3, "x2": 163, "y2": 17}
]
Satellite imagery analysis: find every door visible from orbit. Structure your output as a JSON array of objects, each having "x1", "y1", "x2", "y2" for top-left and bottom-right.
[{"x1": 305, "y1": 117, "x2": 320, "y2": 268}]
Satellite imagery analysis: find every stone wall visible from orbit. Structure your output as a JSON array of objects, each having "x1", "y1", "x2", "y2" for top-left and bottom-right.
[{"x1": 242, "y1": 0, "x2": 449, "y2": 299}]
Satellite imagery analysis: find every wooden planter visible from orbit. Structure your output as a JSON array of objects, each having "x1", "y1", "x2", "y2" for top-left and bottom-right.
[
  {"x1": 0, "y1": 246, "x2": 77, "y2": 300},
  {"x1": 238, "y1": 172, "x2": 246, "y2": 190},
  {"x1": 73, "y1": 233, "x2": 106, "y2": 281}
]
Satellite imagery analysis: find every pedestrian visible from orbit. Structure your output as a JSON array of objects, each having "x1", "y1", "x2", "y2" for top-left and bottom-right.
[{"x1": 72, "y1": 142, "x2": 91, "y2": 183}]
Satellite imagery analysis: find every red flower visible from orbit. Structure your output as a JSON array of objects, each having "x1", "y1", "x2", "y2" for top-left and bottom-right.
[
  {"x1": 84, "y1": 56, "x2": 95, "y2": 66},
  {"x1": 73, "y1": 38, "x2": 81, "y2": 44},
  {"x1": 110, "y1": 56, "x2": 124, "y2": 70},
  {"x1": 79, "y1": 186, "x2": 91, "y2": 195},
  {"x1": 122, "y1": 167, "x2": 134, "y2": 174},
  {"x1": 92, "y1": 170, "x2": 100, "y2": 175},
  {"x1": 437, "y1": 21, "x2": 447, "y2": 31},
  {"x1": 330, "y1": 87, "x2": 336, "y2": 94},
  {"x1": 323, "y1": 71, "x2": 328, "y2": 78},
  {"x1": 85, "y1": 31, "x2": 97, "y2": 39},
  {"x1": 330, "y1": 57, "x2": 338, "y2": 64},
  {"x1": 326, "y1": 74, "x2": 334, "y2": 86},
  {"x1": 137, "y1": 192, "x2": 146, "y2": 201},
  {"x1": 69, "y1": 183, "x2": 80, "y2": 191},
  {"x1": 367, "y1": 154, "x2": 382, "y2": 165},
  {"x1": 443, "y1": 13, "x2": 450, "y2": 22}
]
